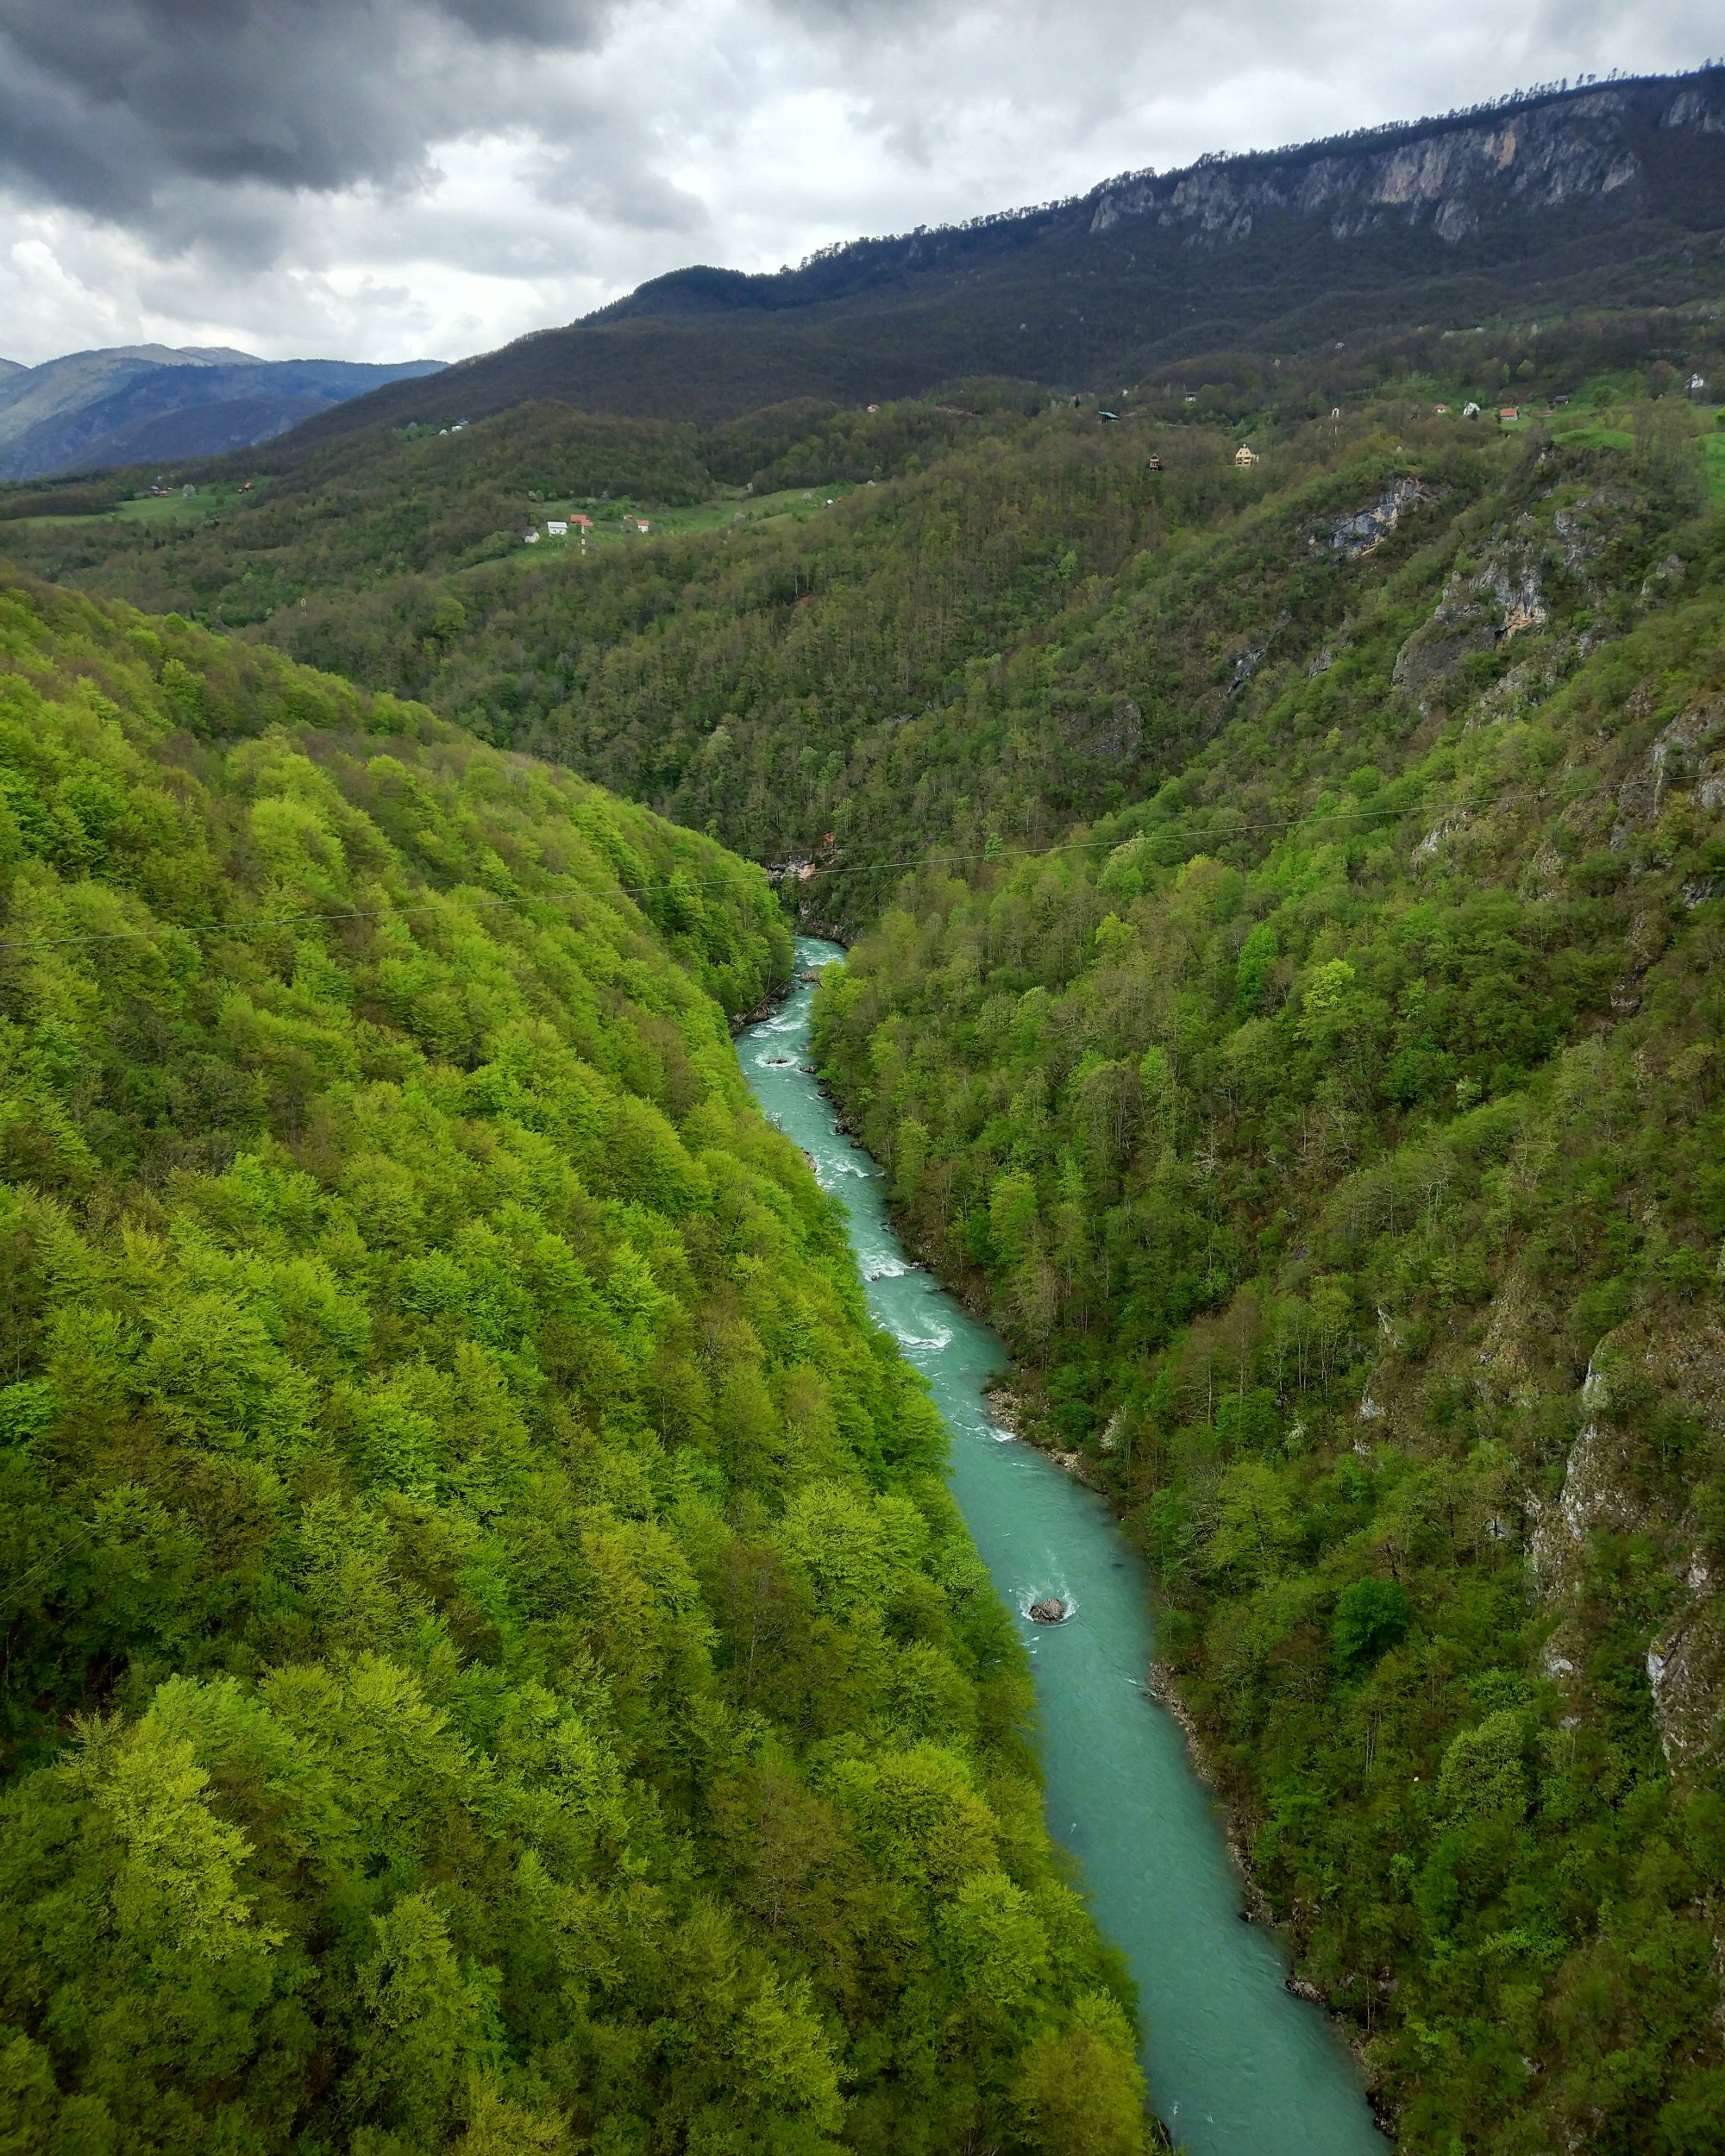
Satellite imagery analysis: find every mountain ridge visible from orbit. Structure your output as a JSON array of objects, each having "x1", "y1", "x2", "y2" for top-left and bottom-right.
[
  {"x1": 272, "y1": 66, "x2": 1725, "y2": 442},
  {"x1": 0, "y1": 346, "x2": 447, "y2": 481}
]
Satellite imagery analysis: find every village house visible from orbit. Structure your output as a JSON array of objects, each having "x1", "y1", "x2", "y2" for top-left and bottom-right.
[
  {"x1": 1463, "y1": 402, "x2": 1482, "y2": 417},
  {"x1": 547, "y1": 520, "x2": 568, "y2": 536},
  {"x1": 524, "y1": 530, "x2": 540, "y2": 543},
  {"x1": 1234, "y1": 443, "x2": 1258, "y2": 467}
]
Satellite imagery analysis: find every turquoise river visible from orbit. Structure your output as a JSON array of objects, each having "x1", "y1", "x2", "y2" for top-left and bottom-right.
[{"x1": 739, "y1": 939, "x2": 1389, "y2": 2156}]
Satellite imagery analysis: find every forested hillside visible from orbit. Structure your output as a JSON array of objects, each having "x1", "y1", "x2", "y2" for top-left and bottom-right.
[
  {"x1": 0, "y1": 349, "x2": 447, "y2": 485},
  {"x1": 197, "y1": 371, "x2": 1725, "y2": 915},
  {"x1": 811, "y1": 397, "x2": 1725, "y2": 2147},
  {"x1": 242, "y1": 67, "x2": 1725, "y2": 433},
  {"x1": 6, "y1": 285, "x2": 1725, "y2": 2151},
  {"x1": 0, "y1": 402, "x2": 720, "y2": 604},
  {"x1": 9, "y1": 322, "x2": 1719, "y2": 918},
  {"x1": 0, "y1": 574, "x2": 1149, "y2": 2155}
]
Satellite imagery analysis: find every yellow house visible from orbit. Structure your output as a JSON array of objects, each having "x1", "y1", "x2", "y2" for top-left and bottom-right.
[{"x1": 1234, "y1": 443, "x2": 1258, "y2": 467}]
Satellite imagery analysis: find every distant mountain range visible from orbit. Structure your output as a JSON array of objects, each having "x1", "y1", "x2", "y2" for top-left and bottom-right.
[
  {"x1": 281, "y1": 66, "x2": 1725, "y2": 442},
  {"x1": 0, "y1": 346, "x2": 446, "y2": 479}
]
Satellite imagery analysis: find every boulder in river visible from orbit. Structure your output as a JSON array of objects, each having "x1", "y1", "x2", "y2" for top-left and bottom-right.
[{"x1": 1028, "y1": 1597, "x2": 1067, "y2": 1624}]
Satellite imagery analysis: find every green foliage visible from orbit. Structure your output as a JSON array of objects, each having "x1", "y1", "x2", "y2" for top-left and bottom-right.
[
  {"x1": 9, "y1": 325, "x2": 1725, "y2": 2150},
  {"x1": 238, "y1": 408, "x2": 1505, "y2": 900},
  {"x1": 0, "y1": 400, "x2": 716, "y2": 617},
  {"x1": 804, "y1": 388, "x2": 1725, "y2": 2150},
  {"x1": 0, "y1": 574, "x2": 1148, "y2": 2156},
  {"x1": 1333, "y1": 1578, "x2": 1412, "y2": 1670}
]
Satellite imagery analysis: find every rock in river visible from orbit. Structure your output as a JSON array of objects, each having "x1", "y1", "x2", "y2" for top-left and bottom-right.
[{"x1": 1028, "y1": 1597, "x2": 1067, "y2": 1624}]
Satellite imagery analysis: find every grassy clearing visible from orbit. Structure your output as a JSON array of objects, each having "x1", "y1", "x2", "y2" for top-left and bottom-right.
[
  {"x1": 516, "y1": 480, "x2": 864, "y2": 553},
  {"x1": 10, "y1": 483, "x2": 252, "y2": 530},
  {"x1": 1705, "y1": 423, "x2": 1725, "y2": 499}
]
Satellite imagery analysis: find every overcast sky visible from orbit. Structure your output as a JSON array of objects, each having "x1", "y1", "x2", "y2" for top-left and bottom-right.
[{"x1": 0, "y1": 0, "x2": 1718, "y2": 368}]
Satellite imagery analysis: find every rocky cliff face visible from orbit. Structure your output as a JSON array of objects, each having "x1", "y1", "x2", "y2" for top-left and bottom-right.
[
  {"x1": 268, "y1": 67, "x2": 1725, "y2": 439},
  {"x1": 1089, "y1": 79, "x2": 1722, "y2": 248}
]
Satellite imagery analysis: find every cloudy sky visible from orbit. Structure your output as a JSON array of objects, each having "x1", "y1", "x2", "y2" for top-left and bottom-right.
[{"x1": 0, "y1": 0, "x2": 1717, "y2": 367}]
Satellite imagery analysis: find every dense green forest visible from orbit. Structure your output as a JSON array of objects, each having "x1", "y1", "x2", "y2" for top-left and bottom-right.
[
  {"x1": 809, "y1": 396, "x2": 1725, "y2": 2148},
  {"x1": 5, "y1": 320, "x2": 1715, "y2": 922},
  {"x1": 0, "y1": 573, "x2": 1150, "y2": 2155},
  {"x1": 0, "y1": 389, "x2": 1054, "y2": 628},
  {"x1": 3, "y1": 305, "x2": 1717, "y2": 661},
  {"x1": 6, "y1": 285, "x2": 1725, "y2": 2151}
]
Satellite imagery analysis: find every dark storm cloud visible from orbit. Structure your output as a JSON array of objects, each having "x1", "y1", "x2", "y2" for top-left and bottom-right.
[
  {"x1": 1, "y1": 0, "x2": 1717, "y2": 369},
  {"x1": 0, "y1": 0, "x2": 610, "y2": 220}
]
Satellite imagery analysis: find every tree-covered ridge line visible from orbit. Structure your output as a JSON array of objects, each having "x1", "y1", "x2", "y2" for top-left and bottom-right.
[
  {"x1": 220, "y1": 71, "x2": 1725, "y2": 436},
  {"x1": 246, "y1": 407, "x2": 1499, "y2": 888},
  {"x1": 3, "y1": 302, "x2": 1717, "y2": 660},
  {"x1": 252, "y1": 380, "x2": 1715, "y2": 913},
  {"x1": 0, "y1": 572, "x2": 1151, "y2": 2156},
  {"x1": 809, "y1": 392, "x2": 1725, "y2": 2149},
  {"x1": 0, "y1": 385, "x2": 1052, "y2": 617}
]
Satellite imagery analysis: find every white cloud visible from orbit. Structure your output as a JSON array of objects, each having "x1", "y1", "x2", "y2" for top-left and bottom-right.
[{"x1": 0, "y1": 0, "x2": 1717, "y2": 366}]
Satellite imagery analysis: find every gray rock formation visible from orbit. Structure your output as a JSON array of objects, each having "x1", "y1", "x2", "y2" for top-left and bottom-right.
[{"x1": 1088, "y1": 89, "x2": 1671, "y2": 250}]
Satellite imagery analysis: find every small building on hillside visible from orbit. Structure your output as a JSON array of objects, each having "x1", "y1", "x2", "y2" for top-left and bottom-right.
[
  {"x1": 1234, "y1": 443, "x2": 1258, "y2": 467},
  {"x1": 571, "y1": 514, "x2": 593, "y2": 530},
  {"x1": 1462, "y1": 401, "x2": 1482, "y2": 417},
  {"x1": 547, "y1": 520, "x2": 568, "y2": 536},
  {"x1": 524, "y1": 530, "x2": 541, "y2": 543},
  {"x1": 1499, "y1": 406, "x2": 1520, "y2": 422}
]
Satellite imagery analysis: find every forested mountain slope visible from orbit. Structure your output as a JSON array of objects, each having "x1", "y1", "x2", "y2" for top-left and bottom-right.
[
  {"x1": 214, "y1": 376, "x2": 1725, "y2": 916},
  {"x1": 6, "y1": 315, "x2": 1725, "y2": 2149},
  {"x1": 810, "y1": 407, "x2": 1725, "y2": 2148},
  {"x1": 0, "y1": 349, "x2": 445, "y2": 483},
  {"x1": 271, "y1": 69, "x2": 1725, "y2": 433},
  {"x1": 0, "y1": 574, "x2": 1149, "y2": 2156},
  {"x1": 3, "y1": 308, "x2": 1716, "y2": 682},
  {"x1": 0, "y1": 401, "x2": 723, "y2": 599}
]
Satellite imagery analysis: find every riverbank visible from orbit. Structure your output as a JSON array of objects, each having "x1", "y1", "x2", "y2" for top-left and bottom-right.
[
  {"x1": 807, "y1": 962, "x2": 1392, "y2": 2121},
  {"x1": 822, "y1": 1024, "x2": 1346, "y2": 1990},
  {"x1": 744, "y1": 939, "x2": 1388, "y2": 2156},
  {"x1": 991, "y1": 1344, "x2": 1375, "y2": 2065}
]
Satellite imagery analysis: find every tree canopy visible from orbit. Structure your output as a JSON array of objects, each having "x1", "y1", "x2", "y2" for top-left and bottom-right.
[{"x1": 0, "y1": 572, "x2": 1147, "y2": 2156}]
